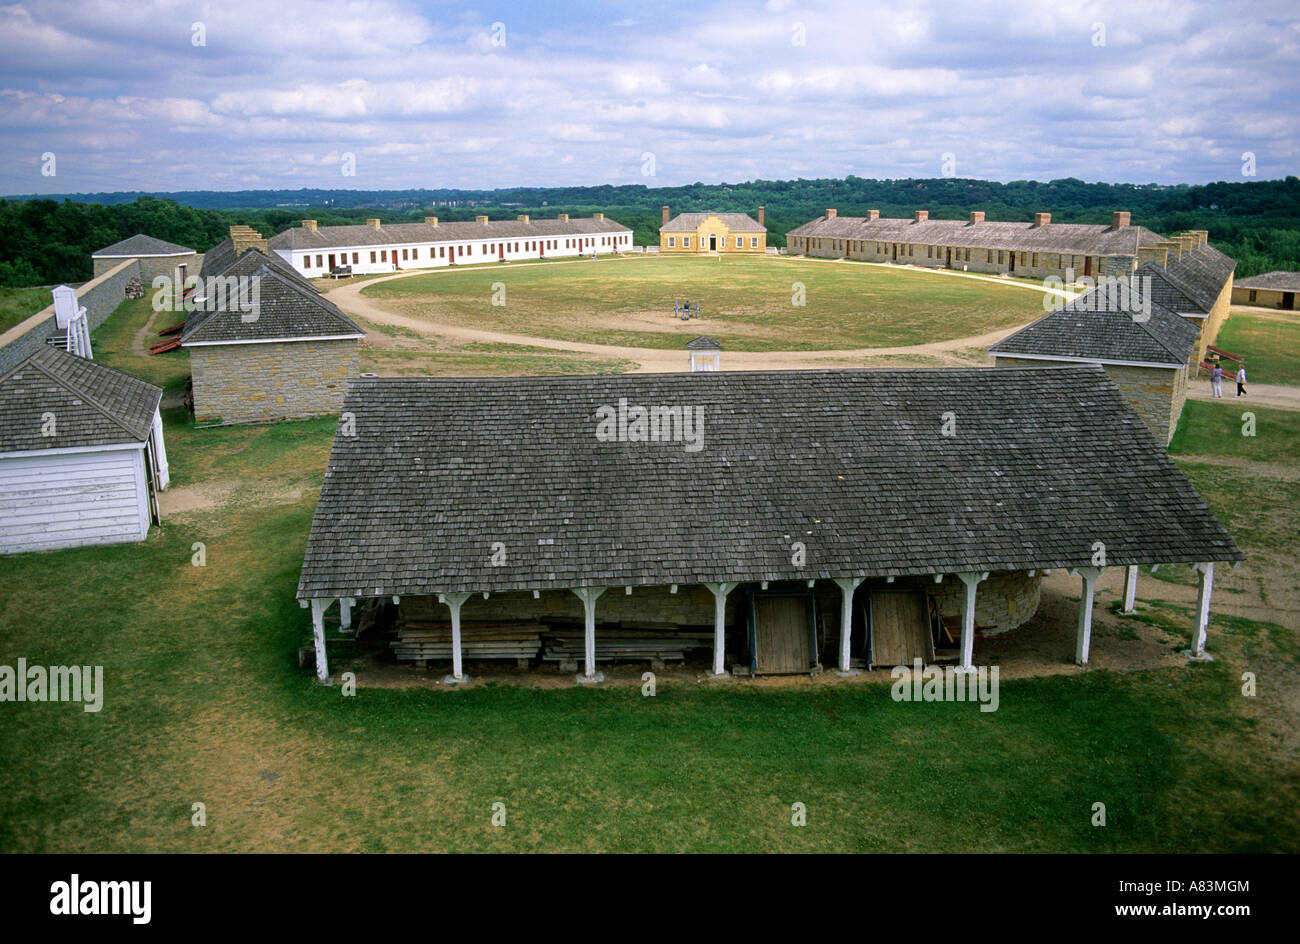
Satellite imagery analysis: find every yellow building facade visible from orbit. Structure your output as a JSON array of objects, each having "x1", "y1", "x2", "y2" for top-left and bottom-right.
[{"x1": 659, "y1": 207, "x2": 767, "y2": 254}]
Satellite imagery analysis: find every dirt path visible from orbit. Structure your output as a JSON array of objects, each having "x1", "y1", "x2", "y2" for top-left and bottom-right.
[
  {"x1": 1186, "y1": 382, "x2": 1300, "y2": 411},
  {"x1": 325, "y1": 267, "x2": 1024, "y2": 373}
]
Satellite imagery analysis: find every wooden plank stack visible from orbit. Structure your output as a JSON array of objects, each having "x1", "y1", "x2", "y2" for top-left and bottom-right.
[
  {"x1": 541, "y1": 625, "x2": 713, "y2": 665},
  {"x1": 391, "y1": 622, "x2": 545, "y2": 663}
]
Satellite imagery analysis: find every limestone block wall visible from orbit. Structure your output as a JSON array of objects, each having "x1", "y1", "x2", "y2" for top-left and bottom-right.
[
  {"x1": 994, "y1": 355, "x2": 1183, "y2": 445},
  {"x1": 929, "y1": 569, "x2": 1042, "y2": 636},
  {"x1": 0, "y1": 258, "x2": 141, "y2": 374},
  {"x1": 1196, "y1": 276, "x2": 1234, "y2": 361},
  {"x1": 189, "y1": 338, "x2": 358, "y2": 424}
]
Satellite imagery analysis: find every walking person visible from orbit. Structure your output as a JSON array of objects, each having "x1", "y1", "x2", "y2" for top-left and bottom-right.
[
  {"x1": 1236, "y1": 363, "x2": 1247, "y2": 397},
  {"x1": 1211, "y1": 363, "x2": 1224, "y2": 398}
]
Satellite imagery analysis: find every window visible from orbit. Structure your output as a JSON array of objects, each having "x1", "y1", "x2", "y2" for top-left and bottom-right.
[
  {"x1": 1249, "y1": 290, "x2": 1257, "y2": 302},
  {"x1": 684, "y1": 237, "x2": 691, "y2": 248},
  {"x1": 353, "y1": 253, "x2": 359, "y2": 264},
  {"x1": 1032, "y1": 253, "x2": 1039, "y2": 267},
  {"x1": 439, "y1": 246, "x2": 445, "y2": 258},
  {"x1": 402, "y1": 249, "x2": 408, "y2": 260},
  {"x1": 668, "y1": 237, "x2": 676, "y2": 248},
  {"x1": 315, "y1": 255, "x2": 323, "y2": 268},
  {"x1": 369, "y1": 251, "x2": 376, "y2": 263}
]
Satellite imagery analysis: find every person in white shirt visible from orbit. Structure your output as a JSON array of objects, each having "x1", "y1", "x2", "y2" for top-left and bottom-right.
[{"x1": 1236, "y1": 364, "x2": 1247, "y2": 397}]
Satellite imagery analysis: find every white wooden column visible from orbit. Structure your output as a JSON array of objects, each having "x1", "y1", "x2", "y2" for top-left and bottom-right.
[
  {"x1": 339, "y1": 597, "x2": 355, "y2": 630},
  {"x1": 1072, "y1": 567, "x2": 1105, "y2": 665},
  {"x1": 1122, "y1": 565, "x2": 1138, "y2": 614},
  {"x1": 572, "y1": 587, "x2": 607, "y2": 683},
  {"x1": 955, "y1": 572, "x2": 988, "y2": 671},
  {"x1": 833, "y1": 576, "x2": 865, "y2": 676},
  {"x1": 703, "y1": 582, "x2": 738, "y2": 678},
  {"x1": 439, "y1": 591, "x2": 473, "y2": 684},
  {"x1": 150, "y1": 409, "x2": 169, "y2": 490},
  {"x1": 309, "y1": 598, "x2": 330, "y2": 683},
  {"x1": 1186, "y1": 562, "x2": 1215, "y2": 661}
]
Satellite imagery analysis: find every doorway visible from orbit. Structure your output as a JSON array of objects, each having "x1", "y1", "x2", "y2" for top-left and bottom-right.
[
  {"x1": 867, "y1": 591, "x2": 933, "y2": 668},
  {"x1": 1284, "y1": 292, "x2": 1296, "y2": 310},
  {"x1": 709, "y1": 234, "x2": 717, "y2": 252},
  {"x1": 749, "y1": 593, "x2": 816, "y2": 675}
]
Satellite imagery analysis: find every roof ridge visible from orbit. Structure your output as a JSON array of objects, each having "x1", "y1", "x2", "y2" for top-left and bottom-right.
[{"x1": 16, "y1": 350, "x2": 155, "y2": 442}]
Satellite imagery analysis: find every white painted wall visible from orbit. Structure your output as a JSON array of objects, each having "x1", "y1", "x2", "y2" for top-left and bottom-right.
[
  {"x1": 0, "y1": 446, "x2": 151, "y2": 554},
  {"x1": 275, "y1": 231, "x2": 633, "y2": 278}
]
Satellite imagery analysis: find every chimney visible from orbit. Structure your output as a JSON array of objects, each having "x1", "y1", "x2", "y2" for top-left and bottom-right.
[
  {"x1": 301, "y1": 219, "x2": 317, "y2": 231},
  {"x1": 1178, "y1": 233, "x2": 1196, "y2": 255},
  {"x1": 593, "y1": 212, "x2": 604, "y2": 221},
  {"x1": 476, "y1": 215, "x2": 489, "y2": 224},
  {"x1": 757, "y1": 206, "x2": 765, "y2": 227},
  {"x1": 826, "y1": 208, "x2": 837, "y2": 219},
  {"x1": 1034, "y1": 212, "x2": 1051, "y2": 227},
  {"x1": 517, "y1": 214, "x2": 530, "y2": 223},
  {"x1": 1157, "y1": 239, "x2": 1182, "y2": 262},
  {"x1": 914, "y1": 210, "x2": 929, "y2": 222},
  {"x1": 968, "y1": 211, "x2": 985, "y2": 224},
  {"x1": 557, "y1": 213, "x2": 569, "y2": 222},
  {"x1": 1138, "y1": 245, "x2": 1169, "y2": 268},
  {"x1": 366, "y1": 218, "x2": 381, "y2": 228},
  {"x1": 229, "y1": 224, "x2": 267, "y2": 256},
  {"x1": 424, "y1": 216, "x2": 439, "y2": 226},
  {"x1": 1112, "y1": 211, "x2": 1131, "y2": 229},
  {"x1": 867, "y1": 209, "x2": 880, "y2": 221},
  {"x1": 662, "y1": 205, "x2": 670, "y2": 226}
]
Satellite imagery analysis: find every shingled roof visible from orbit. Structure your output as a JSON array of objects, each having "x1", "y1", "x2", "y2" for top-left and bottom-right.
[
  {"x1": 180, "y1": 264, "x2": 363, "y2": 346},
  {"x1": 269, "y1": 216, "x2": 630, "y2": 252},
  {"x1": 199, "y1": 243, "x2": 319, "y2": 293},
  {"x1": 1235, "y1": 270, "x2": 1300, "y2": 291},
  {"x1": 92, "y1": 233, "x2": 195, "y2": 257},
  {"x1": 1158, "y1": 244, "x2": 1237, "y2": 313},
  {"x1": 0, "y1": 346, "x2": 161, "y2": 453},
  {"x1": 686, "y1": 336, "x2": 722, "y2": 350},
  {"x1": 660, "y1": 212, "x2": 766, "y2": 233},
  {"x1": 296, "y1": 367, "x2": 1241, "y2": 600},
  {"x1": 787, "y1": 214, "x2": 1163, "y2": 256},
  {"x1": 988, "y1": 284, "x2": 1201, "y2": 366}
]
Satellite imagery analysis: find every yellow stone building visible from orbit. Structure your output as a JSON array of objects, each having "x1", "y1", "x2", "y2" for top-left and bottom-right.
[{"x1": 659, "y1": 206, "x2": 767, "y2": 253}]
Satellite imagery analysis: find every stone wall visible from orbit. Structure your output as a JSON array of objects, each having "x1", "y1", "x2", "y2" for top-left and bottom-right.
[
  {"x1": 189, "y1": 338, "x2": 358, "y2": 424},
  {"x1": 1194, "y1": 276, "x2": 1234, "y2": 362},
  {"x1": 93, "y1": 252, "x2": 200, "y2": 281},
  {"x1": 0, "y1": 258, "x2": 141, "y2": 374},
  {"x1": 929, "y1": 569, "x2": 1042, "y2": 636},
  {"x1": 995, "y1": 355, "x2": 1184, "y2": 445}
]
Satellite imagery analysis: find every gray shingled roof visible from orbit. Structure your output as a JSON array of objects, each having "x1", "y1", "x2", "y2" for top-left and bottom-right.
[
  {"x1": 1235, "y1": 271, "x2": 1300, "y2": 291},
  {"x1": 180, "y1": 264, "x2": 363, "y2": 345},
  {"x1": 0, "y1": 346, "x2": 161, "y2": 453},
  {"x1": 989, "y1": 282, "x2": 1201, "y2": 366},
  {"x1": 269, "y1": 216, "x2": 630, "y2": 252},
  {"x1": 686, "y1": 336, "x2": 722, "y2": 350},
  {"x1": 199, "y1": 242, "x2": 319, "y2": 293},
  {"x1": 787, "y1": 214, "x2": 1162, "y2": 256},
  {"x1": 296, "y1": 367, "x2": 1241, "y2": 600},
  {"x1": 1152, "y1": 245, "x2": 1236, "y2": 313},
  {"x1": 660, "y1": 212, "x2": 765, "y2": 233},
  {"x1": 92, "y1": 233, "x2": 195, "y2": 257}
]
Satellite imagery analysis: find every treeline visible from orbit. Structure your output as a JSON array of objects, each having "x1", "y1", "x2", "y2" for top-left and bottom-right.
[{"x1": 3, "y1": 176, "x2": 1300, "y2": 286}]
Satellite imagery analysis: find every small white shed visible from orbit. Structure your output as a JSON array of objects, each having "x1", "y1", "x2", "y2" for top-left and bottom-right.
[{"x1": 0, "y1": 346, "x2": 168, "y2": 555}]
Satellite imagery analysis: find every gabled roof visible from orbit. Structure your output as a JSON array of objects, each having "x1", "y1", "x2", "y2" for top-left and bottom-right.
[
  {"x1": 1155, "y1": 245, "x2": 1237, "y2": 313},
  {"x1": 92, "y1": 233, "x2": 195, "y2": 257},
  {"x1": 988, "y1": 283, "x2": 1201, "y2": 366},
  {"x1": 296, "y1": 367, "x2": 1241, "y2": 600},
  {"x1": 269, "y1": 216, "x2": 630, "y2": 252},
  {"x1": 180, "y1": 264, "x2": 364, "y2": 346},
  {"x1": 686, "y1": 336, "x2": 722, "y2": 350},
  {"x1": 199, "y1": 242, "x2": 319, "y2": 293},
  {"x1": 1235, "y1": 270, "x2": 1300, "y2": 291},
  {"x1": 660, "y1": 212, "x2": 766, "y2": 233},
  {"x1": 0, "y1": 346, "x2": 161, "y2": 453},
  {"x1": 786, "y1": 214, "x2": 1163, "y2": 256}
]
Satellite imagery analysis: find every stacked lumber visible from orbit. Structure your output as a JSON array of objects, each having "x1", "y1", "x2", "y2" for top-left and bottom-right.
[
  {"x1": 391, "y1": 622, "x2": 545, "y2": 663},
  {"x1": 542, "y1": 626, "x2": 712, "y2": 664}
]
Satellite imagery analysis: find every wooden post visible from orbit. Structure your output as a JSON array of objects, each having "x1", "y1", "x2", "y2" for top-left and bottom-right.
[
  {"x1": 955, "y1": 572, "x2": 987, "y2": 671},
  {"x1": 440, "y1": 592, "x2": 473, "y2": 684},
  {"x1": 703, "y1": 582, "x2": 738, "y2": 678},
  {"x1": 1187, "y1": 562, "x2": 1215, "y2": 660},
  {"x1": 1073, "y1": 567, "x2": 1105, "y2": 665},
  {"x1": 832, "y1": 576, "x2": 865, "y2": 676},
  {"x1": 1122, "y1": 565, "x2": 1138, "y2": 614},
  {"x1": 572, "y1": 587, "x2": 607, "y2": 683},
  {"x1": 339, "y1": 597, "x2": 355, "y2": 630},
  {"x1": 309, "y1": 598, "x2": 330, "y2": 683}
]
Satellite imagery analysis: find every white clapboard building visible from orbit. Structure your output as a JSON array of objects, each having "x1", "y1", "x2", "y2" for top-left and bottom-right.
[
  {"x1": 268, "y1": 213, "x2": 634, "y2": 278},
  {"x1": 0, "y1": 345, "x2": 168, "y2": 555}
]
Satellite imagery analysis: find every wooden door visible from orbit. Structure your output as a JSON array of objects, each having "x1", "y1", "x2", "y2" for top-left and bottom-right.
[
  {"x1": 328, "y1": 254, "x2": 336, "y2": 271},
  {"x1": 869, "y1": 592, "x2": 933, "y2": 668},
  {"x1": 1083, "y1": 255, "x2": 1092, "y2": 277},
  {"x1": 754, "y1": 597, "x2": 811, "y2": 674},
  {"x1": 1284, "y1": 292, "x2": 1295, "y2": 310}
]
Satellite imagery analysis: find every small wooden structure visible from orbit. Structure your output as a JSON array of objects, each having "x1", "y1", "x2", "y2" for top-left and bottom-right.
[{"x1": 686, "y1": 336, "x2": 722, "y2": 372}]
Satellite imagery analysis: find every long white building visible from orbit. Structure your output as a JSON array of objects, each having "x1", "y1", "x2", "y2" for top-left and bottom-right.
[{"x1": 269, "y1": 213, "x2": 634, "y2": 278}]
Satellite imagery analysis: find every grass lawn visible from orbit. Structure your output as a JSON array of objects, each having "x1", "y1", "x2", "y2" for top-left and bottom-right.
[
  {"x1": 1170, "y1": 399, "x2": 1300, "y2": 463},
  {"x1": 0, "y1": 295, "x2": 1295, "y2": 853},
  {"x1": 361, "y1": 255, "x2": 1046, "y2": 352},
  {"x1": 1218, "y1": 309, "x2": 1300, "y2": 386},
  {"x1": 0, "y1": 285, "x2": 55, "y2": 335}
]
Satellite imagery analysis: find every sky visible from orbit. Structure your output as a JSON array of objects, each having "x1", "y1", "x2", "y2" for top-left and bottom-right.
[{"x1": 1, "y1": 0, "x2": 1298, "y2": 195}]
